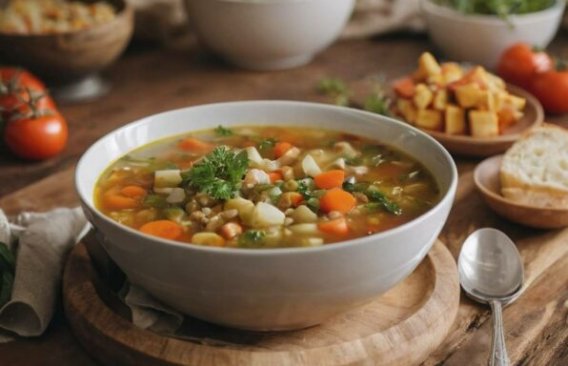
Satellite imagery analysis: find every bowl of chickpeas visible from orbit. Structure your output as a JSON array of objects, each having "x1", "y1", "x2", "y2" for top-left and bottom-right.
[{"x1": 0, "y1": 0, "x2": 134, "y2": 100}]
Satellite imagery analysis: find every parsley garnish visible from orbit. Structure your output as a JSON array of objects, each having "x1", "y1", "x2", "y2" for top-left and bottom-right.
[
  {"x1": 364, "y1": 93, "x2": 391, "y2": 117},
  {"x1": 215, "y1": 125, "x2": 234, "y2": 136},
  {"x1": 184, "y1": 147, "x2": 249, "y2": 200},
  {"x1": 366, "y1": 189, "x2": 402, "y2": 216},
  {"x1": 317, "y1": 78, "x2": 350, "y2": 106},
  {"x1": 239, "y1": 230, "x2": 266, "y2": 248}
]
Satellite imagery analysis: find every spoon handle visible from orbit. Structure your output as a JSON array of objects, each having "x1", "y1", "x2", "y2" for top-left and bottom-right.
[{"x1": 489, "y1": 300, "x2": 509, "y2": 366}]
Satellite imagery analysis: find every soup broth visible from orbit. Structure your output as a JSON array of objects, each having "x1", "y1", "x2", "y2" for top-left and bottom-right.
[{"x1": 95, "y1": 126, "x2": 439, "y2": 248}]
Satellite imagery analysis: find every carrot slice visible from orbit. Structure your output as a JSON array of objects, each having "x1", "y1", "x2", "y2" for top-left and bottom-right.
[
  {"x1": 274, "y1": 142, "x2": 293, "y2": 158},
  {"x1": 314, "y1": 170, "x2": 345, "y2": 189},
  {"x1": 103, "y1": 193, "x2": 139, "y2": 210},
  {"x1": 392, "y1": 77, "x2": 416, "y2": 99},
  {"x1": 120, "y1": 185, "x2": 147, "y2": 198},
  {"x1": 268, "y1": 171, "x2": 283, "y2": 183},
  {"x1": 318, "y1": 217, "x2": 349, "y2": 236},
  {"x1": 139, "y1": 220, "x2": 183, "y2": 240},
  {"x1": 319, "y1": 188, "x2": 356, "y2": 214},
  {"x1": 178, "y1": 137, "x2": 213, "y2": 152},
  {"x1": 289, "y1": 192, "x2": 304, "y2": 207}
]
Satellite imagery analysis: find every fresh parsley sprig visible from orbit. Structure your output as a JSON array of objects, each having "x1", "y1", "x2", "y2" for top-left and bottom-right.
[
  {"x1": 215, "y1": 125, "x2": 234, "y2": 136},
  {"x1": 183, "y1": 147, "x2": 249, "y2": 200}
]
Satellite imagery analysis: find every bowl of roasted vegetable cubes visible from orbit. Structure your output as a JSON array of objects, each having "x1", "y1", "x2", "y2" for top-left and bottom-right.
[
  {"x1": 76, "y1": 101, "x2": 458, "y2": 330},
  {"x1": 0, "y1": 0, "x2": 133, "y2": 90}
]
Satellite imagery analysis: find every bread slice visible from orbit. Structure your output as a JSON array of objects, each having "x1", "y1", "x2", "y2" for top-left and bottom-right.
[{"x1": 500, "y1": 124, "x2": 568, "y2": 209}]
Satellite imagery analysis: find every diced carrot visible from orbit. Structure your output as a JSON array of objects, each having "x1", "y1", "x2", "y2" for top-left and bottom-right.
[
  {"x1": 319, "y1": 188, "x2": 356, "y2": 214},
  {"x1": 274, "y1": 142, "x2": 293, "y2": 158},
  {"x1": 314, "y1": 170, "x2": 345, "y2": 189},
  {"x1": 392, "y1": 77, "x2": 416, "y2": 99},
  {"x1": 219, "y1": 222, "x2": 243, "y2": 240},
  {"x1": 120, "y1": 185, "x2": 147, "y2": 198},
  {"x1": 318, "y1": 217, "x2": 349, "y2": 236},
  {"x1": 289, "y1": 192, "x2": 304, "y2": 207},
  {"x1": 268, "y1": 171, "x2": 283, "y2": 183},
  {"x1": 103, "y1": 193, "x2": 139, "y2": 210},
  {"x1": 178, "y1": 137, "x2": 214, "y2": 152},
  {"x1": 139, "y1": 220, "x2": 183, "y2": 240}
]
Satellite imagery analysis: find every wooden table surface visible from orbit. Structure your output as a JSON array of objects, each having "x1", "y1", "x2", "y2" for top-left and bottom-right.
[{"x1": 1, "y1": 32, "x2": 568, "y2": 365}]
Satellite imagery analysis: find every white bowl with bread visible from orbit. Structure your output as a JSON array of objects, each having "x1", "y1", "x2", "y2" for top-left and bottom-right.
[{"x1": 474, "y1": 124, "x2": 568, "y2": 228}]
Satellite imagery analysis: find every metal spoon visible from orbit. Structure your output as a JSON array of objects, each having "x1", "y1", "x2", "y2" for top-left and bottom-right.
[{"x1": 458, "y1": 228, "x2": 524, "y2": 366}]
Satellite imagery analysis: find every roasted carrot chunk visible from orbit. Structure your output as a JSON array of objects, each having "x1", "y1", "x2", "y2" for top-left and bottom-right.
[
  {"x1": 392, "y1": 77, "x2": 416, "y2": 99},
  {"x1": 319, "y1": 188, "x2": 356, "y2": 214},
  {"x1": 314, "y1": 170, "x2": 345, "y2": 189},
  {"x1": 139, "y1": 220, "x2": 183, "y2": 240}
]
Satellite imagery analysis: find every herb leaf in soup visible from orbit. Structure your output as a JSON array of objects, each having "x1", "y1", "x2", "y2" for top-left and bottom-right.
[
  {"x1": 95, "y1": 126, "x2": 439, "y2": 249},
  {"x1": 215, "y1": 125, "x2": 233, "y2": 136},
  {"x1": 184, "y1": 147, "x2": 248, "y2": 200}
]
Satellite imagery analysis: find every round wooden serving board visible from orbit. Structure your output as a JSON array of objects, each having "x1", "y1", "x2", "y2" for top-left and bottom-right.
[{"x1": 63, "y1": 240, "x2": 459, "y2": 366}]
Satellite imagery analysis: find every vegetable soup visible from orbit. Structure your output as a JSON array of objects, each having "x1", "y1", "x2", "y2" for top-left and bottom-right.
[{"x1": 95, "y1": 126, "x2": 439, "y2": 248}]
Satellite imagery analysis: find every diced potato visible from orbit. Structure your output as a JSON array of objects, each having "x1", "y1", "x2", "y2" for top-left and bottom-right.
[
  {"x1": 455, "y1": 84, "x2": 484, "y2": 108},
  {"x1": 441, "y1": 62, "x2": 463, "y2": 84},
  {"x1": 469, "y1": 110, "x2": 499, "y2": 137},
  {"x1": 413, "y1": 84, "x2": 433, "y2": 109},
  {"x1": 463, "y1": 66, "x2": 489, "y2": 89},
  {"x1": 445, "y1": 105, "x2": 466, "y2": 135},
  {"x1": 302, "y1": 154, "x2": 322, "y2": 177},
  {"x1": 497, "y1": 106, "x2": 523, "y2": 133},
  {"x1": 397, "y1": 98, "x2": 417, "y2": 124},
  {"x1": 417, "y1": 52, "x2": 442, "y2": 79},
  {"x1": 191, "y1": 233, "x2": 225, "y2": 247},
  {"x1": 416, "y1": 109, "x2": 443, "y2": 131},
  {"x1": 225, "y1": 197, "x2": 255, "y2": 223},
  {"x1": 290, "y1": 205, "x2": 317, "y2": 223},
  {"x1": 433, "y1": 89, "x2": 448, "y2": 110},
  {"x1": 426, "y1": 73, "x2": 444, "y2": 87},
  {"x1": 252, "y1": 202, "x2": 286, "y2": 227},
  {"x1": 154, "y1": 169, "x2": 182, "y2": 188}
]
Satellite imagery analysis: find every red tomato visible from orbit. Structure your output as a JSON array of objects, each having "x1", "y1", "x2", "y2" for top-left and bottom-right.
[
  {"x1": 0, "y1": 67, "x2": 46, "y2": 92},
  {"x1": 497, "y1": 43, "x2": 552, "y2": 90},
  {"x1": 531, "y1": 70, "x2": 568, "y2": 114},
  {"x1": 0, "y1": 68, "x2": 51, "y2": 119},
  {"x1": 3, "y1": 111, "x2": 68, "y2": 160}
]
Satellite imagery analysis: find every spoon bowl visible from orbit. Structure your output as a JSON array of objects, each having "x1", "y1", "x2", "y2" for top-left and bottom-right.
[{"x1": 458, "y1": 228, "x2": 524, "y2": 366}]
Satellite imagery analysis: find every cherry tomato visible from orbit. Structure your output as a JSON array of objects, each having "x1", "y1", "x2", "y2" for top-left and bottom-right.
[
  {"x1": 531, "y1": 69, "x2": 568, "y2": 114},
  {"x1": 3, "y1": 111, "x2": 68, "y2": 160},
  {"x1": 497, "y1": 43, "x2": 552, "y2": 90}
]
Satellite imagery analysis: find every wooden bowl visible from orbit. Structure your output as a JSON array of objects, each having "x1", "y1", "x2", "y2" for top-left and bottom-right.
[
  {"x1": 425, "y1": 85, "x2": 544, "y2": 157},
  {"x1": 0, "y1": 0, "x2": 134, "y2": 85},
  {"x1": 474, "y1": 155, "x2": 568, "y2": 229}
]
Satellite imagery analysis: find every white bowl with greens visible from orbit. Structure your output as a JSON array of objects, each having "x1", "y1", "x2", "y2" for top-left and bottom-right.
[{"x1": 421, "y1": 0, "x2": 565, "y2": 68}]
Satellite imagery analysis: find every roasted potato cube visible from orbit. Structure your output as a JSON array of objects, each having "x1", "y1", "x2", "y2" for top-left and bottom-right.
[
  {"x1": 469, "y1": 110, "x2": 499, "y2": 137},
  {"x1": 427, "y1": 73, "x2": 445, "y2": 87},
  {"x1": 504, "y1": 94, "x2": 526, "y2": 110},
  {"x1": 493, "y1": 90, "x2": 509, "y2": 111},
  {"x1": 397, "y1": 98, "x2": 417, "y2": 124},
  {"x1": 433, "y1": 89, "x2": 448, "y2": 110},
  {"x1": 441, "y1": 62, "x2": 463, "y2": 84},
  {"x1": 416, "y1": 52, "x2": 442, "y2": 80},
  {"x1": 477, "y1": 90, "x2": 496, "y2": 111},
  {"x1": 486, "y1": 72, "x2": 506, "y2": 91},
  {"x1": 416, "y1": 109, "x2": 443, "y2": 131},
  {"x1": 445, "y1": 105, "x2": 466, "y2": 135},
  {"x1": 455, "y1": 83, "x2": 484, "y2": 108},
  {"x1": 413, "y1": 84, "x2": 433, "y2": 109}
]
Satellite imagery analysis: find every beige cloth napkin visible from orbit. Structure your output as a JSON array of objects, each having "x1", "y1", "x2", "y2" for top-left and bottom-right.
[{"x1": 0, "y1": 208, "x2": 88, "y2": 342}]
